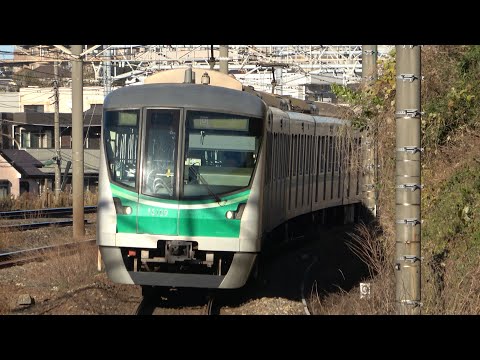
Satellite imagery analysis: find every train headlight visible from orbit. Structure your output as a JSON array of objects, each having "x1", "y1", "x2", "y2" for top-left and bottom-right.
[
  {"x1": 113, "y1": 197, "x2": 133, "y2": 215},
  {"x1": 225, "y1": 203, "x2": 246, "y2": 220}
]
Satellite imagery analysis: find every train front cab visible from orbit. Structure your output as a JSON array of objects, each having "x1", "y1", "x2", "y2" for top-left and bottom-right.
[{"x1": 97, "y1": 88, "x2": 267, "y2": 289}]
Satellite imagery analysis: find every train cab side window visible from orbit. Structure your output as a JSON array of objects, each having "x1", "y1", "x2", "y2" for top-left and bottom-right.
[{"x1": 104, "y1": 110, "x2": 140, "y2": 189}]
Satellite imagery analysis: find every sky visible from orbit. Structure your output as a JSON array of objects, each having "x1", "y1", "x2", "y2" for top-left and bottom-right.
[{"x1": 0, "y1": 45, "x2": 14, "y2": 60}]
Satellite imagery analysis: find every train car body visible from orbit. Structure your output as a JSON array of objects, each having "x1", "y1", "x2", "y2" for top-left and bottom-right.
[{"x1": 97, "y1": 68, "x2": 363, "y2": 289}]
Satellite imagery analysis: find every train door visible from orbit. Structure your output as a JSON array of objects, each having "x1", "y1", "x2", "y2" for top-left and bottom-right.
[{"x1": 137, "y1": 108, "x2": 181, "y2": 236}]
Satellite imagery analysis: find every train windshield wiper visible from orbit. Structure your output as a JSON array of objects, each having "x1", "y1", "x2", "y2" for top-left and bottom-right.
[{"x1": 188, "y1": 166, "x2": 223, "y2": 204}]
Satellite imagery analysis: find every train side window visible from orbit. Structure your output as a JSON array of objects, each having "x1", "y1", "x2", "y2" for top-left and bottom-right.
[
  {"x1": 327, "y1": 136, "x2": 333, "y2": 173},
  {"x1": 280, "y1": 134, "x2": 284, "y2": 179},
  {"x1": 312, "y1": 136, "x2": 315, "y2": 177},
  {"x1": 336, "y1": 136, "x2": 342, "y2": 173},
  {"x1": 276, "y1": 132, "x2": 280, "y2": 181},
  {"x1": 303, "y1": 134, "x2": 306, "y2": 175},
  {"x1": 306, "y1": 136, "x2": 309, "y2": 176},
  {"x1": 283, "y1": 134, "x2": 287, "y2": 179},
  {"x1": 297, "y1": 134, "x2": 301, "y2": 176},
  {"x1": 322, "y1": 135, "x2": 327, "y2": 174},
  {"x1": 265, "y1": 132, "x2": 272, "y2": 185},
  {"x1": 278, "y1": 134, "x2": 285, "y2": 180},
  {"x1": 299, "y1": 135, "x2": 303, "y2": 176},
  {"x1": 310, "y1": 135, "x2": 314, "y2": 175},
  {"x1": 293, "y1": 135, "x2": 297, "y2": 177},
  {"x1": 307, "y1": 135, "x2": 311, "y2": 175},
  {"x1": 356, "y1": 137, "x2": 361, "y2": 196},
  {"x1": 269, "y1": 132, "x2": 273, "y2": 184},
  {"x1": 337, "y1": 136, "x2": 343, "y2": 198},
  {"x1": 311, "y1": 135, "x2": 314, "y2": 175},
  {"x1": 317, "y1": 136, "x2": 321, "y2": 178},
  {"x1": 318, "y1": 136, "x2": 323, "y2": 174},
  {"x1": 288, "y1": 133, "x2": 293, "y2": 211},
  {"x1": 333, "y1": 136, "x2": 337, "y2": 173},
  {"x1": 332, "y1": 136, "x2": 336, "y2": 174},
  {"x1": 287, "y1": 134, "x2": 291, "y2": 177},
  {"x1": 271, "y1": 132, "x2": 275, "y2": 183},
  {"x1": 273, "y1": 132, "x2": 278, "y2": 181},
  {"x1": 276, "y1": 133, "x2": 280, "y2": 181}
]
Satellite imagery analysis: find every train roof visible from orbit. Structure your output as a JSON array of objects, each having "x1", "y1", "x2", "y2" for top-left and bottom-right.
[{"x1": 103, "y1": 83, "x2": 267, "y2": 118}]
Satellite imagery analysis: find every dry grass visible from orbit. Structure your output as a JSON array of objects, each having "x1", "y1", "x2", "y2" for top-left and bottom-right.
[
  {"x1": 0, "y1": 242, "x2": 99, "y2": 314},
  {"x1": 0, "y1": 292, "x2": 9, "y2": 314},
  {"x1": 346, "y1": 223, "x2": 392, "y2": 279},
  {"x1": 309, "y1": 222, "x2": 396, "y2": 315},
  {"x1": 34, "y1": 243, "x2": 99, "y2": 291},
  {"x1": 311, "y1": 269, "x2": 395, "y2": 315},
  {"x1": 441, "y1": 256, "x2": 480, "y2": 314},
  {"x1": 0, "y1": 190, "x2": 98, "y2": 211},
  {"x1": 0, "y1": 221, "x2": 96, "y2": 252}
]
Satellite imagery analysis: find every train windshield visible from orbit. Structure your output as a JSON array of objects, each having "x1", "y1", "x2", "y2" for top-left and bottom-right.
[
  {"x1": 183, "y1": 110, "x2": 263, "y2": 199},
  {"x1": 142, "y1": 109, "x2": 180, "y2": 198},
  {"x1": 104, "y1": 110, "x2": 139, "y2": 189}
]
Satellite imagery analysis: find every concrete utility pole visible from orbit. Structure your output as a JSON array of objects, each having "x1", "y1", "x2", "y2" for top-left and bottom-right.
[
  {"x1": 54, "y1": 61, "x2": 61, "y2": 203},
  {"x1": 219, "y1": 45, "x2": 229, "y2": 74},
  {"x1": 395, "y1": 45, "x2": 422, "y2": 315},
  {"x1": 362, "y1": 45, "x2": 378, "y2": 83},
  {"x1": 103, "y1": 45, "x2": 112, "y2": 96},
  {"x1": 208, "y1": 45, "x2": 215, "y2": 70},
  {"x1": 71, "y1": 45, "x2": 85, "y2": 240},
  {"x1": 361, "y1": 45, "x2": 378, "y2": 218}
]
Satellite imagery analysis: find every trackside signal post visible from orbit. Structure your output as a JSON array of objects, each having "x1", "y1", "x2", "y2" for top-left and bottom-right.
[
  {"x1": 361, "y1": 45, "x2": 378, "y2": 218},
  {"x1": 395, "y1": 45, "x2": 422, "y2": 314}
]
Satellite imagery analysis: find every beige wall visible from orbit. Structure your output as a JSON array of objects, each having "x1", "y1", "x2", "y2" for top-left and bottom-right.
[
  {"x1": 19, "y1": 86, "x2": 105, "y2": 113},
  {"x1": 0, "y1": 154, "x2": 21, "y2": 197},
  {"x1": 0, "y1": 92, "x2": 21, "y2": 112}
]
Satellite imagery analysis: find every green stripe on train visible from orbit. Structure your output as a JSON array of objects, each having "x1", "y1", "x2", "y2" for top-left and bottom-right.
[{"x1": 110, "y1": 183, "x2": 249, "y2": 237}]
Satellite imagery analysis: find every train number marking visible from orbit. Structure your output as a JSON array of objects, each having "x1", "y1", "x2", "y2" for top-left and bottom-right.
[{"x1": 147, "y1": 208, "x2": 169, "y2": 217}]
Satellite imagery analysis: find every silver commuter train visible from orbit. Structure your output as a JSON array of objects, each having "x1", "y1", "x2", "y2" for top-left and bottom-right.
[{"x1": 97, "y1": 68, "x2": 363, "y2": 290}]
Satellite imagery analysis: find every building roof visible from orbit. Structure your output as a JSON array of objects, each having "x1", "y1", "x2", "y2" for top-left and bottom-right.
[
  {"x1": 25, "y1": 149, "x2": 99, "y2": 175},
  {"x1": 0, "y1": 149, "x2": 46, "y2": 177}
]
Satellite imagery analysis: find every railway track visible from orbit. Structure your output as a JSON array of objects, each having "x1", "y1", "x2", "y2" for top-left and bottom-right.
[
  {"x1": 134, "y1": 288, "x2": 220, "y2": 315},
  {"x1": 0, "y1": 219, "x2": 91, "y2": 231},
  {"x1": 0, "y1": 206, "x2": 97, "y2": 219},
  {"x1": 0, "y1": 239, "x2": 96, "y2": 269}
]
